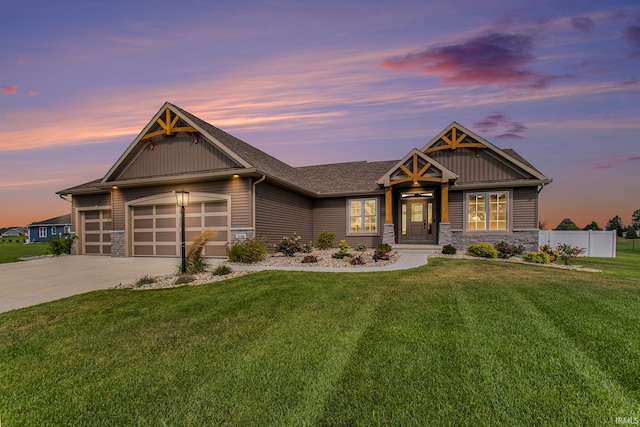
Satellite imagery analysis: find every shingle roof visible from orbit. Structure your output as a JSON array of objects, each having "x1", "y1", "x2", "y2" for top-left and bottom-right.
[
  {"x1": 297, "y1": 160, "x2": 397, "y2": 195},
  {"x1": 28, "y1": 214, "x2": 71, "y2": 226}
]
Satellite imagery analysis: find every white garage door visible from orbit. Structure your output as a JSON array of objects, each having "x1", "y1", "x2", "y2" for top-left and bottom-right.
[
  {"x1": 132, "y1": 201, "x2": 228, "y2": 257},
  {"x1": 82, "y1": 210, "x2": 112, "y2": 255}
]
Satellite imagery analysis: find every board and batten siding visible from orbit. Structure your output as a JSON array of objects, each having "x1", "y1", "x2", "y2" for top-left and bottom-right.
[
  {"x1": 111, "y1": 178, "x2": 252, "y2": 231},
  {"x1": 312, "y1": 196, "x2": 384, "y2": 248},
  {"x1": 429, "y1": 149, "x2": 532, "y2": 184},
  {"x1": 512, "y1": 187, "x2": 538, "y2": 229},
  {"x1": 255, "y1": 182, "x2": 313, "y2": 244},
  {"x1": 448, "y1": 191, "x2": 464, "y2": 230},
  {"x1": 72, "y1": 193, "x2": 112, "y2": 231},
  {"x1": 113, "y1": 134, "x2": 241, "y2": 180}
]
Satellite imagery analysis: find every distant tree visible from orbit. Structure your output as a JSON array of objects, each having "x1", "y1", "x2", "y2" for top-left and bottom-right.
[
  {"x1": 626, "y1": 226, "x2": 638, "y2": 239},
  {"x1": 554, "y1": 218, "x2": 580, "y2": 231},
  {"x1": 632, "y1": 209, "x2": 640, "y2": 228},
  {"x1": 605, "y1": 215, "x2": 625, "y2": 237},
  {"x1": 538, "y1": 220, "x2": 547, "y2": 230},
  {"x1": 583, "y1": 221, "x2": 602, "y2": 231}
]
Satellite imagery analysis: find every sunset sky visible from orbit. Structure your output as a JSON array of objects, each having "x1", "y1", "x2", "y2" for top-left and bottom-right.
[{"x1": 1, "y1": 0, "x2": 639, "y2": 229}]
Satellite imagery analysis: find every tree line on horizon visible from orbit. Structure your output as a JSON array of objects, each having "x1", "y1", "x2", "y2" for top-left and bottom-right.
[{"x1": 540, "y1": 209, "x2": 640, "y2": 239}]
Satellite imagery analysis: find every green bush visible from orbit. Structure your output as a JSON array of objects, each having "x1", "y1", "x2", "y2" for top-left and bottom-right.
[
  {"x1": 377, "y1": 243, "x2": 392, "y2": 254},
  {"x1": 135, "y1": 275, "x2": 157, "y2": 287},
  {"x1": 523, "y1": 251, "x2": 550, "y2": 264},
  {"x1": 48, "y1": 234, "x2": 75, "y2": 256},
  {"x1": 442, "y1": 244, "x2": 457, "y2": 255},
  {"x1": 276, "y1": 233, "x2": 302, "y2": 256},
  {"x1": 466, "y1": 242, "x2": 498, "y2": 259},
  {"x1": 213, "y1": 263, "x2": 233, "y2": 276},
  {"x1": 338, "y1": 239, "x2": 350, "y2": 250},
  {"x1": 226, "y1": 239, "x2": 268, "y2": 263},
  {"x1": 175, "y1": 274, "x2": 195, "y2": 285},
  {"x1": 317, "y1": 231, "x2": 335, "y2": 250},
  {"x1": 354, "y1": 243, "x2": 367, "y2": 251},
  {"x1": 331, "y1": 249, "x2": 351, "y2": 259},
  {"x1": 494, "y1": 241, "x2": 525, "y2": 259}
]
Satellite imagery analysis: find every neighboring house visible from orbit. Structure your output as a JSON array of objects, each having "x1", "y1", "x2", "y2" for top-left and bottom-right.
[
  {"x1": 1, "y1": 227, "x2": 26, "y2": 237},
  {"x1": 27, "y1": 214, "x2": 72, "y2": 243},
  {"x1": 57, "y1": 102, "x2": 551, "y2": 257}
]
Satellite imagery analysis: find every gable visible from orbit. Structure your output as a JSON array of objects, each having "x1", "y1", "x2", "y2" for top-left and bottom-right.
[
  {"x1": 377, "y1": 149, "x2": 457, "y2": 187},
  {"x1": 103, "y1": 104, "x2": 252, "y2": 184},
  {"x1": 111, "y1": 132, "x2": 243, "y2": 181}
]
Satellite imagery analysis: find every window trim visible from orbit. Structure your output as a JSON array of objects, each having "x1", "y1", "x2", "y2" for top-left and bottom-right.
[
  {"x1": 347, "y1": 197, "x2": 379, "y2": 236},
  {"x1": 39, "y1": 227, "x2": 47, "y2": 238},
  {"x1": 465, "y1": 190, "x2": 510, "y2": 233}
]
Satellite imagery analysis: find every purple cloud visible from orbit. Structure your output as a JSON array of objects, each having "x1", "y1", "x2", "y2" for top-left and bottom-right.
[
  {"x1": 382, "y1": 32, "x2": 552, "y2": 88},
  {"x1": 571, "y1": 16, "x2": 595, "y2": 33},
  {"x1": 623, "y1": 25, "x2": 640, "y2": 50},
  {"x1": 625, "y1": 156, "x2": 640, "y2": 161},
  {"x1": 473, "y1": 112, "x2": 527, "y2": 141},
  {"x1": 594, "y1": 164, "x2": 613, "y2": 169}
]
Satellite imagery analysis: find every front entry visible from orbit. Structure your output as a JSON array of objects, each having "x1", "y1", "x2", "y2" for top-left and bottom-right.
[{"x1": 399, "y1": 192, "x2": 436, "y2": 243}]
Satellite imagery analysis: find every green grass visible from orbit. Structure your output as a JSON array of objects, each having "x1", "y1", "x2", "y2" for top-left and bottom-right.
[
  {"x1": 0, "y1": 247, "x2": 639, "y2": 425},
  {"x1": 0, "y1": 238, "x2": 48, "y2": 263}
]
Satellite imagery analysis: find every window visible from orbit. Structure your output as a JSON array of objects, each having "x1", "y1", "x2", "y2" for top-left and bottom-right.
[
  {"x1": 51, "y1": 226, "x2": 57, "y2": 235},
  {"x1": 349, "y1": 198, "x2": 378, "y2": 233},
  {"x1": 39, "y1": 227, "x2": 47, "y2": 238},
  {"x1": 467, "y1": 191, "x2": 508, "y2": 231}
]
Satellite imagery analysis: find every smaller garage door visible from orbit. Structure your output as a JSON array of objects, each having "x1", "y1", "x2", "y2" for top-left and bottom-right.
[
  {"x1": 132, "y1": 201, "x2": 228, "y2": 257},
  {"x1": 82, "y1": 210, "x2": 112, "y2": 255}
]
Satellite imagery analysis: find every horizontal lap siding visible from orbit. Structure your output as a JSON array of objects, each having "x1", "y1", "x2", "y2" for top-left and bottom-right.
[
  {"x1": 312, "y1": 197, "x2": 383, "y2": 248},
  {"x1": 112, "y1": 178, "x2": 251, "y2": 231},
  {"x1": 255, "y1": 183, "x2": 313, "y2": 245},
  {"x1": 448, "y1": 191, "x2": 463, "y2": 230},
  {"x1": 512, "y1": 187, "x2": 538, "y2": 229}
]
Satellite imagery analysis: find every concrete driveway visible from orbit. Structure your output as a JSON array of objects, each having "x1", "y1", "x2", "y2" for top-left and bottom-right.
[{"x1": 0, "y1": 256, "x2": 178, "y2": 313}]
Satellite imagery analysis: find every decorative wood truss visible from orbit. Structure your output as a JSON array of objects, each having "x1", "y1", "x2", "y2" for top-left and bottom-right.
[
  {"x1": 425, "y1": 127, "x2": 484, "y2": 153},
  {"x1": 141, "y1": 108, "x2": 198, "y2": 149},
  {"x1": 390, "y1": 153, "x2": 442, "y2": 185}
]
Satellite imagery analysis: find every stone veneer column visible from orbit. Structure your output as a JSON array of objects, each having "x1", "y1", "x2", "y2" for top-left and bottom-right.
[
  {"x1": 438, "y1": 222, "x2": 451, "y2": 245},
  {"x1": 382, "y1": 223, "x2": 395, "y2": 245},
  {"x1": 110, "y1": 230, "x2": 126, "y2": 257}
]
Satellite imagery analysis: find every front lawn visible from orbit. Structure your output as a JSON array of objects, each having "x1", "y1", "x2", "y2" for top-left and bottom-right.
[
  {"x1": 0, "y1": 238, "x2": 48, "y2": 263},
  {"x1": 0, "y1": 251, "x2": 639, "y2": 425}
]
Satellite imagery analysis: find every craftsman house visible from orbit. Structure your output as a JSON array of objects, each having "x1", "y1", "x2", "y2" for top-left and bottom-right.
[{"x1": 57, "y1": 102, "x2": 550, "y2": 257}]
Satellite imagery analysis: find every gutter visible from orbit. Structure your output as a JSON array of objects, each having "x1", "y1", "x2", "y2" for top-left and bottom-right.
[
  {"x1": 252, "y1": 175, "x2": 267, "y2": 231},
  {"x1": 537, "y1": 178, "x2": 553, "y2": 194}
]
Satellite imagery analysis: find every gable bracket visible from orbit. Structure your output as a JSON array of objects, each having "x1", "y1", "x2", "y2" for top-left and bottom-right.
[
  {"x1": 392, "y1": 153, "x2": 439, "y2": 185},
  {"x1": 426, "y1": 127, "x2": 485, "y2": 153},
  {"x1": 140, "y1": 108, "x2": 197, "y2": 142}
]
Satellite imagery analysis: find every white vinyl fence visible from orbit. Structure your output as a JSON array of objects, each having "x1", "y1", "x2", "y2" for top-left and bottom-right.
[{"x1": 538, "y1": 230, "x2": 616, "y2": 257}]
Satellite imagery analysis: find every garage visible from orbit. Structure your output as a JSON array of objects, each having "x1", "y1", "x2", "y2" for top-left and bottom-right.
[
  {"x1": 82, "y1": 210, "x2": 113, "y2": 255},
  {"x1": 130, "y1": 197, "x2": 229, "y2": 257}
]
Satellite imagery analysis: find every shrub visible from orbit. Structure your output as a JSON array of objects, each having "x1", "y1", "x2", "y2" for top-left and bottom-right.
[
  {"x1": 523, "y1": 251, "x2": 550, "y2": 264},
  {"x1": 301, "y1": 242, "x2": 313, "y2": 253},
  {"x1": 626, "y1": 226, "x2": 638, "y2": 239},
  {"x1": 48, "y1": 234, "x2": 75, "y2": 256},
  {"x1": 175, "y1": 274, "x2": 195, "y2": 285},
  {"x1": 213, "y1": 263, "x2": 233, "y2": 276},
  {"x1": 317, "y1": 231, "x2": 335, "y2": 250},
  {"x1": 350, "y1": 255, "x2": 365, "y2": 265},
  {"x1": 354, "y1": 243, "x2": 367, "y2": 252},
  {"x1": 276, "y1": 233, "x2": 302, "y2": 257},
  {"x1": 556, "y1": 244, "x2": 585, "y2": 265},
  {"x1": 301, "y1": 255, "x2": 318, "y2": 263},
  {"x1": 494, "y1": 241, "x2": 525, "y2": 259},
  {"x1": 540, "y1": 244, "x2": 559, "y2": 263},
  {"x1": 377, "y1": 243, "x2": 392, "y2": 254},
  {"x1": 373, "y1": 250, "x2": 390, "y2": 261},
  {"x1": 339, "y1": 239, "x2": 350, "y2": 250},
  {"x1": 226, "y1": 239, "x2": 268, "y2": 263},
  {"x1": 135, "y1": 275, "x2": 157, "y2": 287},
  {"x1": 331, "y1": 249, "x2": 351, "y2": 259},
  {"x1": 466, "y1": 242, "x2": 498, "y2": 259},
  {"x1": 442, "y1": 244, "x2": 457, "y2": 255}
]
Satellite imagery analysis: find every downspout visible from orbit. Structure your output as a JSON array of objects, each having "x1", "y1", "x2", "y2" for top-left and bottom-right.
[{"x1": 252, "y1": 175, "x2": 266, "y2": 232}]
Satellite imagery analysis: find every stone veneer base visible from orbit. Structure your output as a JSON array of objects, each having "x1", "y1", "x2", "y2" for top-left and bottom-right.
[
  {"x1": 230, "y1": 228, "x2": 255, "y2": 243},
  {"x1": 110, "y1": 230, "x2": 126, "y2": 257},
  {"x1": 450, "y1": 230, "x2": 539, "y2": 253},
  {"x1": 382, "y1": 223, "x2": 395, "y2": 245}
]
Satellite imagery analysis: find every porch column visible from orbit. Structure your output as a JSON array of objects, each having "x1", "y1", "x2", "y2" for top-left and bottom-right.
[
  {"x1": 441, "y1": 182, "x2": 449, "y2": 222},
  {"x1": 385, "y1": 187, "x2": 393, "y2": 224},
  {"x1": 383, "y1": 186, "x2": 396, "y2": 245}
]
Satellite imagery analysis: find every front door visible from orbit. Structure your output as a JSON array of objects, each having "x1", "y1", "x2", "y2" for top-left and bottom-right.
[{"x1": 400, "y1": 197, "x2": 436, "y2": 243}]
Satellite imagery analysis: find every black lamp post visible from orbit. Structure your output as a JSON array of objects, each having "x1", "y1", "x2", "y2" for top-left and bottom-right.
[{"x1": 175, "y1": 190, "x2": 190, "y2": 273}]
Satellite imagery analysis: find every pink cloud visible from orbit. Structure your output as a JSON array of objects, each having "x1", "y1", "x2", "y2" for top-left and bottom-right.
[
  {"x1": 16, "y1": 56, "x2": 26, "y2": 65},
  {"x1": 28, "y1": 90, "x2": 39, "y2": 96},
  {"x1": 2, "y1": 85, "x2": 18, "y2": 94},
  {"x1": 382, "y1": 33, "x2": 554, "y2": 88}
]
